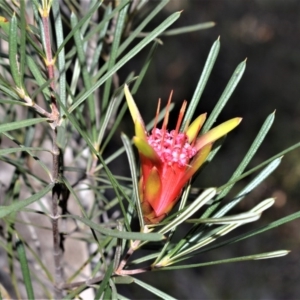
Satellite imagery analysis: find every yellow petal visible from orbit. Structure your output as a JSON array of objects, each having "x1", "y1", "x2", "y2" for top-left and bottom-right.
[
  {"x1": 195, "y1": 117, "x2": 242, "y2": 151},
  {"x1": 186, "y1": 113, "x2": 207, "y2": 142},
  {"x1": 124, "y1": 84, "x2": 147, "y2": 140},
  {"x1": 144, "y1": 167, "x2": 162, "y2": 204},
  {"x1": 180, "y1": 143, "x2": 212, "y2": 184},
  {"x1": 133, "y1": 136, "x2": 161, "y2": 164}
]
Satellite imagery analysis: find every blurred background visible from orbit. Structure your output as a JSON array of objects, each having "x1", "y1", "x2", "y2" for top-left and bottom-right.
[{"x1": 118, "y1": 0, "x2": 300, "y2": 299}]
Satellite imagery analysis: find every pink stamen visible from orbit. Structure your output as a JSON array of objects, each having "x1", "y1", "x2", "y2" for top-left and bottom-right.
[
  {"x1": 161, "y1": 90, "x2": 173, "y2": 131},
  {"x1": 161, "y1": 91, "x2": 173, "y2": 148},
  {"x1": 152, "y1": 98, "x2": 161, "y2": 139},
  {"x1": 173, "y1": 101, "x2": 187, "y2": 146},
  {"x1": 147, "y1": 93, "x2": 197, "y2": 168}
]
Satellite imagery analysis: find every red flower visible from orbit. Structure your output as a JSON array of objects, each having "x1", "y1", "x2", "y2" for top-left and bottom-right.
[{"x1": 125, "y1": 85, "x2": 241, "y2": 224}]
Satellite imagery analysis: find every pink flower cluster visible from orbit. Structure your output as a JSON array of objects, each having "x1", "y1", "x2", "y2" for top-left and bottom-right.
[{"x1": 147, "y1": 128, "x2": 197, "y2": 167}]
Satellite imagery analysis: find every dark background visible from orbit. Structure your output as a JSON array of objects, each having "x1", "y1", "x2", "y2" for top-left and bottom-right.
[{"x1": 119, "y1": 1, "x2": 300, "y2": 299}]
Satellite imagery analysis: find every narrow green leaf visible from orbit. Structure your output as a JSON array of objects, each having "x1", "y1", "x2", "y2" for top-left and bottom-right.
[
  {"x1": 0, "y1": 118, "x2": 47, "y2": 134},
  {"x1": 102, "y1": 1, "x2": 129, "y2": 110},
  {"x1": 187, "y1": 211, "x2": 261, "y2": 224},
  {"x1": 2, "y1": 131, "x2": 52, "y2": 180},
  {"x1": 19, "y1": 0, "x2": 26, "y2": 86},
  {"x1": 0, "y1": 98, "x2": 27, "y2": 106},
  {"x1": 158, "y1": 188, "x2": 216, "y2": 234},
  {"x1": 0, "y1": 184, "x2": 53, "y2": 218},
  {"x1": 113, "y1": 276, "x2": 134, "y2": 284},
  {"x1": 234, "y1": 141, "x2": 300, "y2": 183},
  {"x1": 90, "y1": 4, "x2": 112, "y2": 73},
  {"x1": 215, "y1": 157, "x2": 281, "y2": 218},
  {"x1": 131, "y1": 277, "x2": 176, "y2": 300},
  {"x1": 0, "y1": 147, "x2": 49, "y2": 155},
  {"x1": 70, "y1": 11, "x2": 181, "y2": 113},
  {"x1": 55, "y1": 1, "x2": 102, "y2": 57},
  {"x1": 162, "y1": 250, "x2": 290, "y2": 270},
  {"x1": 116, "y1": 0, "x2": 169, "y2": 59},
  {"x1": 0, "y1": 82, "x2": 19, "y2": 99},
  {"x1": 214, "y1": 210, "x2": 300, "y2": 251},
  {"x1": 131, "y1": 41, "x2": 158, "y2": 95},
  {"x1": 100, "y1": 102, "x2": 128, "y2": 154},
  {"x1": 70, "y1": 12, "x2": 96, "y2": 140},
  {"x1": 52, "y1": 0, "x2": 66, "y2": 110},
  {"x1": 16, "y1": 237, "x2": 35, "y2": 300},
  {"x1": 202, "y1": 59, "x2": 246, "y2": 133},
  {"x1": 162, "y1": 22, "x2": 215, "y2": 36},
  {"x1": 30, "y1": 79, "x2": 52, "y2": 100},
  {"x1": 57, "y1": 97, "x2": 132, "y2": 231},
  {"x1": 26, "y1": 55, "x2": 51, "y2": 99},
  {"x1": 168, "y1": 198, "x2": 275, "y2": 263},
  {"x1": 65, "y1": 214, "x2": 164, "y2": 241},
  {"x1": 251, "y1": 198, "x2": 275, "y2": 213},
  {"x1": 110, "y1": 278, "x2": 117, "y2": 300},
  {"x1": 94, "y1": 261, "x2": 114, "y2": 300},
  {"x1": 181, "y1": 37, "x2": 220, "y2": 130},
  {"x1": 9, "y1": 14, "x2": 21, "y2": 87},
  {"x1": 203, "y1": 112, "x2": 275, "y2": 218},
  {"x1": 97, "y1": 95, "x2": 120, "y2": 147},
  {"x1": 121, "y1": 133, "x2": 144, "y2": 229},
  {"x1": 117, "y1": 293, "x2": 131, "y2": 300}
]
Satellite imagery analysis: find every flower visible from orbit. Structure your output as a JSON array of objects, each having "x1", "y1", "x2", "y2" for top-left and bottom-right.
[{"x1": 124, "y1": 84, "x2": 242, "y2": 224}]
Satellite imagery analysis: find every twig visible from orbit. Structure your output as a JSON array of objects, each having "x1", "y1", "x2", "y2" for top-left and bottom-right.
[
  {"x1": 58, "y1": 274, "x2": 104, "y2": 290},
  {"x1": 39, "y1": 2, "x2": 65, "y2": 297}
]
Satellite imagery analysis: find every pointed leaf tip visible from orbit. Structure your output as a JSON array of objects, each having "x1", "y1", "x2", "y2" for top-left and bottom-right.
[
  {"x1": 186, "y1": 113, "x2": 207, "y2": 142},
  {"x1": 195, "y1": 117, "x2": 241, "y2": 151},
  {"x1": 124, "y1": 84, "x2": 146, "y2": 139}
]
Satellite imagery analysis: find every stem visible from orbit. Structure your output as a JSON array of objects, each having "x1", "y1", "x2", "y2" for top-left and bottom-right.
[
  {"x1": 58, "y1": 275, "x2": 105, "y2": 290},
  {"x1": 115, "y1": 240, "x2": 141, "y2": 275},
  {"x1": 51, "y1": 128, "x2": 64, "y2": 297},
  {"x1": 40, "y1": 4, "x2": 64, "y2": 297},
  {"x1": 41, "y1": 13, "x2": 59, "y2": 119}
]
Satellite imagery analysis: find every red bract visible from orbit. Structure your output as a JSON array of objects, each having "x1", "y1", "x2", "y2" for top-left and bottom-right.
[{"x1": 124, "y1": 85, "x2": 241, "y2": 224}]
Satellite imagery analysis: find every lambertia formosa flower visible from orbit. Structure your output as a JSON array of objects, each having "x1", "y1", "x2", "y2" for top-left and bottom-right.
[{"x1": 124, "y1": 84, "x2": 242, "y2": 224}]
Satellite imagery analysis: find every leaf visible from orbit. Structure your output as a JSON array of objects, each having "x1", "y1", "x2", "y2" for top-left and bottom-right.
[
  {"x1": 65, "y1": 214, "x2": 165, "y2": 241},
  {"x1": 113, "y1": 276, "x2": 134, "y2": 284},
  {"x1": 162, "y1": 22, "x2": 215, "y2": 36},
  {"x1": 121, "y1": 133, "x2": 144, "y2": 229},
  {"x1": 116, "y1": 0, "x2": 169, "y2": 58},
  {"x1": 0, "y1": 147, "x2": 50, "y2": 156},
  {"x1": 202, "y1": 112, "x2": 275, "y2": 218},
  {"x1": 181, "y1": 37, "x2": 220, "y2": 130},
  {"x1": 94, "y1": 261, "x2": 114, "y2": 300},
  {"x1": 102, "y1": 1, "x2": 129, "y2": 110},
  {"x1": 202, "y1": 59, "x2": 246, "y2": 133},
  {"x1": 0, "y1": 184, "x2": 53, "y2": 218},
  {"x1": 215, "y1": 157, "x2": 281, "y2": 218},
  {"x1": 158, "y1": 188, "x2": 216, "y2": 234},
  {"x1": 130, "y1": 277, "x2": 177, "y2": 300},
  {"x1": 69, "y1": 11, "x2": 181, "y2": 113},
  {"x1": 52, "y1": 0, "x2": 66, "y2": 110},
  {"x1": 161, "y1": 250, "x2": 290, "y2": 270},
  {"x1": 9, "y1": 14, "x2": 21, "y2": 87},
  {"x1": 0, "y1": 118, "x2": 47, "y2": 134},
  {"x1": 187, "y1": 211, "x2": 261, "y2": 225},
  {"x1": 16, "y1": 237, "x2": 35, "y2": 300},
  {"x1": 70, "y1": 11, "x2": 96, "y2": 140},
  {"x1": 19, "y1": 0, "x2": 26, "y2": 86}
]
